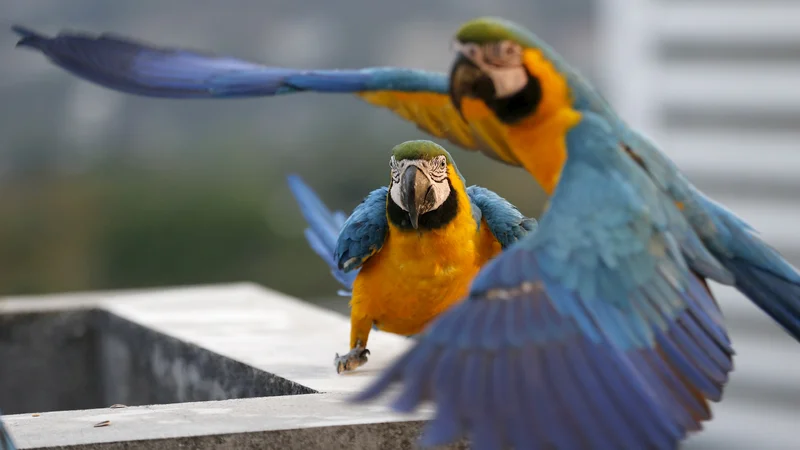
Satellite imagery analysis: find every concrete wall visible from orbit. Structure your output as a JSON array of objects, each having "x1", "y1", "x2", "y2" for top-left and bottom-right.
[{"x1": 0, "y1": 304, "x2": 313, "y2": 417}]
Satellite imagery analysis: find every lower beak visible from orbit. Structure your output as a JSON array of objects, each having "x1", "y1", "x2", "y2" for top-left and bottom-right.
[
  {"x1": 448, "y1": 52, "x2": 486, "y2": 119},
  {"x1": 400, "y1": 167, "x2": 436, "y2": 229}
]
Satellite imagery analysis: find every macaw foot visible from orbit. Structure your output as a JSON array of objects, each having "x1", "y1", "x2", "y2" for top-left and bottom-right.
[{"x1": 334, "y1": 345, "x2": 370, "y2": 374}]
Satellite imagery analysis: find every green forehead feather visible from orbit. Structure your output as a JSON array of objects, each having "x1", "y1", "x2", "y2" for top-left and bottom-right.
[
  {"x1": 391, "y1": 140, "x2": 454, "y2": 164},
  {"x1": 390, "y1": 140, "x2": 466, "y2": 183},
  {"x1": 455, "y1": 16, "x2": 538, "y2": 48}
]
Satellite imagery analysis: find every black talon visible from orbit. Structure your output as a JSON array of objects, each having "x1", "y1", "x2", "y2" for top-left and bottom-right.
[{"x1": 334, "y1": 345, "x2": 371, "y2": 374}]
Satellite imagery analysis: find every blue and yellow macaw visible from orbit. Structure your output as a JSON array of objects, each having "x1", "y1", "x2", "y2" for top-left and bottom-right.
[
  {"x1": 12, "y1": 18, "x2": 800, "y2": 449},
  {"x1": 0, "y1": 411, "x2": 15, "y2": 450},
  {"x1": 287, "y1": 140, "x2": 535, "y2": 373}
]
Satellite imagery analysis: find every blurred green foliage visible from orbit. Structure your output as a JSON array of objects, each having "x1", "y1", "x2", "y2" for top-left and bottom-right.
[{"x1": 0, "y1": 131, "x2": 546, "y2": 301}]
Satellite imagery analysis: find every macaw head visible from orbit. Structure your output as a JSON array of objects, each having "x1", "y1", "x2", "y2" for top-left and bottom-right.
[
  {"x1": 448, "y1": 17, "x2": 571, "y2": 125},
  {"x1": 387, "y1": 140, "x2": 460, "y2": 230}
]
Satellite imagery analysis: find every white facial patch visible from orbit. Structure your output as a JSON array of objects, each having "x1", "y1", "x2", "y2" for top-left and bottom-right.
[
  {"x1": 487, "y1": 67, "x2": 528, "y2": 98},
  {"x1": 454, "y1": 40, "x2": 527, "y2": 99},
  {"x1": 389, "y1": 156, "x2": 451, "y2": 212}
]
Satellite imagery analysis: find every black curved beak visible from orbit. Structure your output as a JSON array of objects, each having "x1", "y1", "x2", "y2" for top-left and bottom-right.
[
  {"x1": 400, "y1": 166, "x2": 436, "y2": 229},
  {"x1": 448, "y1": 51, "x2": 489, "y2": 119}
]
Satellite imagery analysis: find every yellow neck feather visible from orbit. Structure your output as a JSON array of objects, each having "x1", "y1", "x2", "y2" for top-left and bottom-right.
[
  {"x1": 508, "y1": 108, "x2": 581, "y2": 195},
  {"x1": 505, "y1": 49, "x2": 581, "y2": 195}
]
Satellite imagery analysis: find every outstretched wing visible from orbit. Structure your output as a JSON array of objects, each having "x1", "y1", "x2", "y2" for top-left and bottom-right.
[
  {"x1": 0, "y1": 411, "x2": 15, "y2": 450},
  {"x1": 287, "y1": 175, "x2": 356, "y2": 294},
  {"x1": 12, "y1": 26, "x2": 519, "y2": 165},
  {"x1": 333, "y1": 186, "x2": 389, "y2": 273},
  {"x1": 467, "y1": 185, "x2": 537, "y2": 249},
  {"x1": 354, "y1": 114, "x2": 735, "y2": 450}
]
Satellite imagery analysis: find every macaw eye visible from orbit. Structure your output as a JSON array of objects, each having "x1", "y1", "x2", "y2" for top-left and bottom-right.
[
  {"x1": 487, "y1": 41, "x2": 521, "y2": 66},
  {"x1": 502, "y1": 41, "x2": 516, "y2": 55},
  {"x1": 440, "y1": 158, "x2": 447, "y2": 169}
]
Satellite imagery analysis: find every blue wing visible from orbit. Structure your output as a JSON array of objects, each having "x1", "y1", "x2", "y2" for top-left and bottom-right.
[
  {"x1": 629, "y1": 130, "x2": 800, "y2": 341},
  {"x1": 0, "y1": 411, "x2": 15, "y2": 450},
  {"x1": 11, "y1": 25, "x2": 446, "y2": 99},
  {"x1": 354, "y1": 113, "x2": 735, "y2": 450},
  {"x1": 695, "y1": 195, "x2": 800, "y2": 341},
  {"x1": 467, "y1": 185, "x2": 537, "y2": 249},
  {"x1": 333, "y1": 186, "x2": 389, "y2": 274},
  {"x1": 570, "y1": 72, "x2": 800, "y2": 342},
  {"x1": 11, "y1": 25, "x2": 521, "y2": 166},
  {"x1": 287, "y1": 175, "x2": 356, "y2": 295}
]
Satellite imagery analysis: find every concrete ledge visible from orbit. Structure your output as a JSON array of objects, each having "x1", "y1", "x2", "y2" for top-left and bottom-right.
[
  {"x1": 4, "y1": 394, "x2": 454, "y2": 450},
  {"x1": 2, "y1": 282, "x2": 799, "y2": 449}
]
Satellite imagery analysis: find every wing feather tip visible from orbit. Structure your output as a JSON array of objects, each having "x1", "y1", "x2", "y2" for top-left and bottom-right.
[{"x1": 12, "y1": 24, "x2": 46, "y2": 48}]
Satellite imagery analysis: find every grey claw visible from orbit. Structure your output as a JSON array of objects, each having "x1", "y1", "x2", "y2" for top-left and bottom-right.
[{"x1": 334, "y1": 346, "x2": 370, "y2": 373}]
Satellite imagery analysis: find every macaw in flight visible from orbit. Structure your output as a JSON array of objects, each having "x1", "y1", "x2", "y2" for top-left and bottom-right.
[
  {"x1": 0, "y1": 411, "x2": 16, "y2": 450},
  {"x1": 12, "y1": 17, "x2": 800, "y2": 449},
  {"x1": 287, "y1": 140, "x2": 535, "y2": 373}
]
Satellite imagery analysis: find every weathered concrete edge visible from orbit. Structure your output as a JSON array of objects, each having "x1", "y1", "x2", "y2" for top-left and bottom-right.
[
  {"x1": 89, "y1": 282, "x2": 415, "y2": 395},
  {"x1": 4, "y1": 393, "x2": 441, "y2": 449},
  {"x1": 0, "y1": 282, "x2": 258, "y2": 313},
  {"x1": 20, "y1": 422, "x2": 467, "y2": 450}
]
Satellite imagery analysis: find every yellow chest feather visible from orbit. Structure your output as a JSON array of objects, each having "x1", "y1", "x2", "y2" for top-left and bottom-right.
[{"x1": 351, "y1": 198, "x2": 500, "y2": 336}]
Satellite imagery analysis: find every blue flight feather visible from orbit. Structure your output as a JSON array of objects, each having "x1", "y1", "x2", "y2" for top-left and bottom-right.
[
  {"x1": 287, "y1": 175, "x2": 357, "y2": 292},
  {"x1": 354, "y1": 113, "x2": 734, "y2": 450},
  {"x1": 12, "y1": 26, "x2": 447, "y2": 99},
  {"x1": 466, "y1": 186, "x2": 537, "y2": 249},
  {"x1": 333, "y1": 186, "x2": 390, "y2": 274},
  {"x1": 695, "y1": 195, "x2": 800, "y2": 340}
]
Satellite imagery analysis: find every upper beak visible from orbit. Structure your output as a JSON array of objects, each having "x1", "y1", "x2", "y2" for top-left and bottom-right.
[
  {"x1": 448, "y1": 52, "x2": 486, "y2": 119},
  {"x1": 399, "y1": 166, "x2": 436, "y2": 229}
]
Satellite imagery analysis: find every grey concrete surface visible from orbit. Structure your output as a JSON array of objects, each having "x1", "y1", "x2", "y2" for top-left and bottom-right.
[
  {"x1": 2, "y1": 394, "x2": 458, "y2": 450},
  {"x1": 0, "y1": 310, "x2": 102, "y2": 414}
]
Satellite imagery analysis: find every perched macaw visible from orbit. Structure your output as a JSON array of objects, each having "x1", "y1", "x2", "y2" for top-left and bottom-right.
[
  {"x1": 286, "y1": 140, "x2": 536, "y2": 373},
  {"x1": 12, "y1": 18, "x2": 800, "y2": 449},
  {"x1": 0, "y1": 411, "x2": 15, "y2": 450}
]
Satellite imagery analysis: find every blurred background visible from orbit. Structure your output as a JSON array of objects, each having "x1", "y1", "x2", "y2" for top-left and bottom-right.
[{"x1": 1, "y1": 1, "x2": 799, "y2": 447}]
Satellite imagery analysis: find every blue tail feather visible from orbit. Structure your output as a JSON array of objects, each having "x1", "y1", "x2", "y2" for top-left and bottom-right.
[{"x1": 287, "y1": 175, "x2": 356, "y2": 292}]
